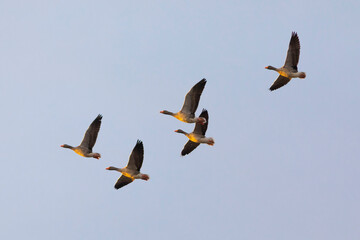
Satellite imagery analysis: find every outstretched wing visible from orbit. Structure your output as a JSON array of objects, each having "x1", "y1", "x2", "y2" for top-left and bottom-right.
[
  {"x1": 193, "y1": 109, "x2": 209, "y2": 135},
  {"x1": 269, "y1": 75, "x2": 291, "y2": 91},
  {"x1": 114, "y1": 175, "x2": 133, "y2": 189},
  {"x1": 180, "y1": 78, "x2": 206, "y2": 115},
  {"x1": 127, "y1": 140, "x2": 144, "y2": 171},
  {"x1": 181, "y1": 140, "x2": 200, "y2": 156},
  {"x1": 80, "y1": 114, "x2": 102, "y2": 150},
  {"x1": 284, "y1": 32, "x2": 301, "y2": 71}
]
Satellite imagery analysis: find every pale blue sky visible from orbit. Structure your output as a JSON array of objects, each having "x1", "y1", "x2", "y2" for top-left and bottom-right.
[{"x1": 1, "y1": 1, "x2": 359, "y2": 239}]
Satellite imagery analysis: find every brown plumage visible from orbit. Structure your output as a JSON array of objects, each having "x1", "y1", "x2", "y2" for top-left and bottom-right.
[
  {"x1": 61, "y1": 114, "x2": 102, "y2": 159},
  {"x1": 265, "y1": 32, "x2": 306, "y2": 91},
  {"x1": 160, "y1": 78, "x2": 207, "y2": 124},
  {"x1": 175, "y1": 109, "x2": 214, "y2": 156},
  {"x1": 106, "y1": 140, "x2": 149, "y2": 189}
]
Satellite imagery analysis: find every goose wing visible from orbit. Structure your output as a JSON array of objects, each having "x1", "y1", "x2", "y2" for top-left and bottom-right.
[
  {"x1": 126, "y1": 140, "x2": 144, "y2": 171},
  {"x1": 180, "y1": 78, "x2": 206, "y2": 115},
  {"x1": 181, "y1": 141, "x2": 200, "y2": 156},
  {"x1": 193, "y1": 109, "x2": 209, "y2": 135},
  {"x1": 269, "y1": 75, "x2": 291, "y2": 91},
  {"x1": 114, "y1": 175, "x2": 133, "y2": 189},
  {"x1": 80, "y1": 114, "x2": 102, "y2": 151},
  {"x1": 284, "y1": 32, "x2": 301, "y2": 71}
]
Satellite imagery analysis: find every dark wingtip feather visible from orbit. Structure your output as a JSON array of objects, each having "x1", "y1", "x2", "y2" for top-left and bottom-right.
[
  {"x1": 136, "y1": 139, "x2": 143, "y2": 146},
  {"x1": 96, "y1": 114, "x2": 103, "y2": 120},
  {"x1": 291, "y1": 32, "x2": 299, "y2": 41},
  {"x1": 290, "y1": 32, "x2": 300, "y2": 46},
  {"x1": 134, "y1": 139, "x2": 144, "y2": 157},
  {"x1": 199, "y1": 108, "x2": 208, "y2": 118},
  {"x1": 195, "y1": 78, "x2": 207, "y2": 88},
  {"x1": 269, "y1": 86, "x2": 279, "y2": 91},
  {"x1": 196, "y1": 79, "x2": 207, "y2": 89},
  {"x1": 134, "y1": 140, "x2": 144, "y2": 156}
]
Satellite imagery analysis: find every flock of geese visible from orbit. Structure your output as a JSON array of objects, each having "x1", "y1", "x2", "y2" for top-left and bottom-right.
[{"x1": 61, "y1": 31, "x2": 306, "y2": 189}]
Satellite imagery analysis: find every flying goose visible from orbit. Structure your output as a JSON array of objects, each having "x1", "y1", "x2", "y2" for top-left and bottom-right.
[
  {"x1": 265, "y1": 32, "x2": 306, "y2": 91},
  {"x1": 161, "y1": 78, "x2": 207, "y2": 124},
  {"x1": 175, "y1": 109, "x2": 214, "y2": 156},
  {"x1": 106, "y1": 140, "x2": 149, "y2": 189},
  {"x1": 61, "y1": 114, "x2": 102, "y2": 159}
]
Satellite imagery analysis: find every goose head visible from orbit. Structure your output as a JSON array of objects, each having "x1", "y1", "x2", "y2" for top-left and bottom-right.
[
  {"x1": 174, "y1": 129, "x2": 188, "y2": 135},
  {"x1": 106, "y1": 166, "x2": 121, "y2": 172},
  {"x1": 265, "y1": 66, "x2": 277, "y2": 71},
  {"x1": 160, "y1": 110, "x2": 174, "y2": 116},
  {"x1": 60, "y1": 144, "x2": 73, "y2": 149}
]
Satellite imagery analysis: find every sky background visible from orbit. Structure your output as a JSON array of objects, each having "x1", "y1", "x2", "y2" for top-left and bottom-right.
[{"x1": 1, "y1": 1, "x2": 359, "y2": 239}]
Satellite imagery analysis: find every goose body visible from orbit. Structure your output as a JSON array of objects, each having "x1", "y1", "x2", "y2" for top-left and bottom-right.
[
  {"x1": 106, "y1": 140, "x2": 149, "y2": 189},
  {"x1": 61, "y1": 114, "x2": 102, "y2": 159},
  {"x1": 265, "y1": 32, "x2": 306, "y2": 91},
  {"x1": 161, "y1": 78, "x2": 207, "y2": 124},
  {"x1": 175, "y1": 109, "x2": 214, "y2": 156}
]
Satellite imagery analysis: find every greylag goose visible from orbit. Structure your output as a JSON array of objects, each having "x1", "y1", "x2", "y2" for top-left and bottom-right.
[
  {"x1": 265, "y1": 32, "x2": 306, "y2": 91},
  {"x1": 160, "y1": 78, "x2": 207, "y2": 124},
  {"x1": 106, "y1": 140, "x2": 149, "y2": 189},
  {"x1": 175, "y1": 109, "x2": 214, "y2": 156},
  {"x1": 61, "y1": 114, "x2": 102, "y2": 159}
]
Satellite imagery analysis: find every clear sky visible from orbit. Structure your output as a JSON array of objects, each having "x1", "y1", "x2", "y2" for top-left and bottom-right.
[{"x1": 1, "y1": 1, "x2": 359, "y2": 239}]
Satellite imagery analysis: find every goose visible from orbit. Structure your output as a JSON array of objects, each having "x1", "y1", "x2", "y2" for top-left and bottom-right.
[
  {"x1": 160, "y1": 78, "x2": 207, "y2": 124},
  {"x1": 61, "y1": 114, "x2": 102, "y2": 159},
  {"x1": 265, "y1": 32, "x2": 306, "y2": 91},
  {"x1": 175, "y1": 109, "x2": 214, "y2": 156},
  {"x1": 106, "y1": 140, "x2": 149, "y2": 189}
]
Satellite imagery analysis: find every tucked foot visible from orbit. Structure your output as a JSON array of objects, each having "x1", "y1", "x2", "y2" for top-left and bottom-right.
[
  {"x1": 299, "y1": 72, "x2": 306, "y2": 78},
  {"x1": 198, "y1": 117, "x2": 207, "y2": 125},
  {"x1": 141, "y1": 174, "x2": 150, "y2": 181},
  {"x1": 207, "y1": 138, "x2": 215, "y2": 146}
]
